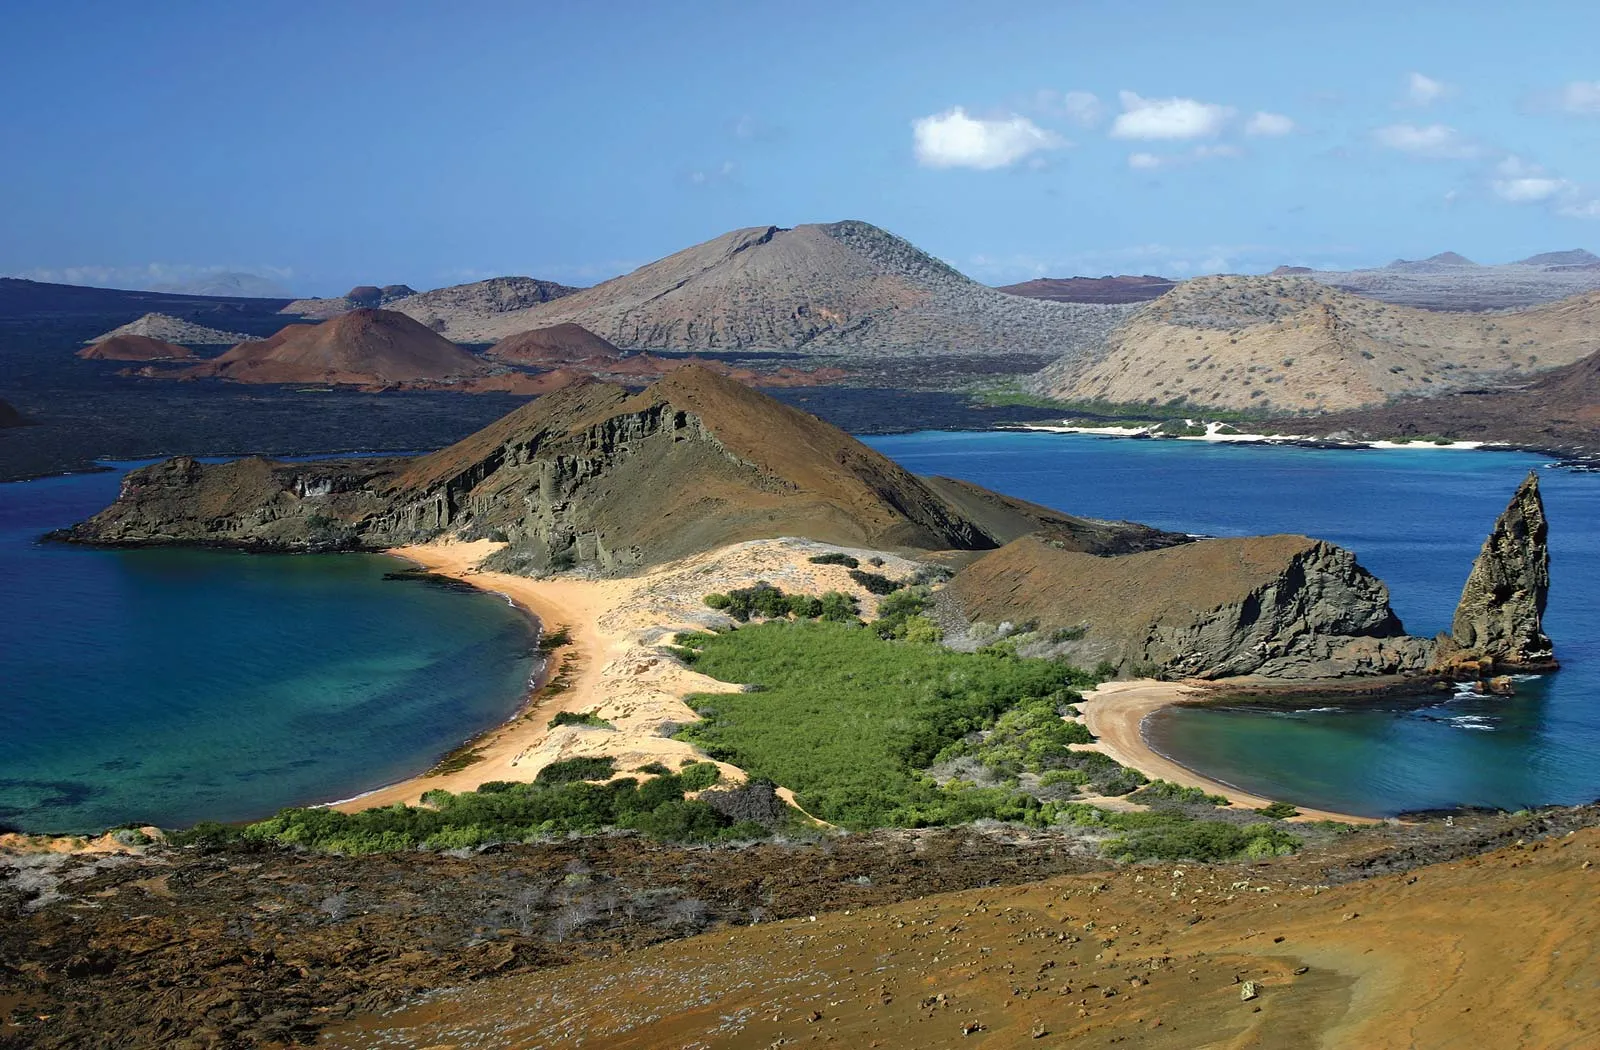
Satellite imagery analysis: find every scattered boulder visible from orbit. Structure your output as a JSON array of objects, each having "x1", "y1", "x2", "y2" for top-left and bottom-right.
[{"x1": 1435, "y1": 472, "x2": 1556, "y2": 674}]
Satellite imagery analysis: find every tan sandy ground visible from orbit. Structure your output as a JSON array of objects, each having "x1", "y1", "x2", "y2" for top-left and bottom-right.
[
  {"x1": 325, "y1": 826, "x2": 1600, "y2": 1050},
  {"x1": 1076, "y1": 680, "x2": 1381, "y2": 825},
  {"x1": 335, "y1": 538, "x2": 925, "y2": 813}
]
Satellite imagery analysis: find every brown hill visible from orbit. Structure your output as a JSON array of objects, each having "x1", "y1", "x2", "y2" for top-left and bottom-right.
[
  {"x1": 996, "y1": 274, "x2": 1175, "y2": 304},
  {"x1": 69, "y1": 365, "x2": 1186, "y2": 571},
  {"x1": 1287, "y1": 344, "x2": 1600, "y2": 455},
  {"x1": 77, "y1": 334, "x2": 196, "y2": 362},
  {"x1": 189, "y1": 309, "x2": 493, "y2": 386},
  {"x1": 485, "y1": 323, "x2": 622, "y2": 366},
  {"x1": 1029, "y1": 277, "x2": 1600, "y2": 413},
  {"x1": 385, "y1": 276, "x2": 579, "y2": 334},
  {"x1": 943, "y1": 532, "x2": 1429, "y2": 679},
  {"x1": 399, "y1": 222, "x2": 1129, "y2": 357}
]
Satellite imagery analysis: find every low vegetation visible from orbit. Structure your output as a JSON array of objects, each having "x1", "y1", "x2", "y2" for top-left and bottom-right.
[
  {"x1": 1130, "y1": 779, "x2": 1230, "y2": 807},
  {"x1": 181, "y1": 761, "x2": 773, "y2": 853},
  {"x1": 704, "y1": 582, "x2": 858, "y2": 623},
  {"x1": 807, "y1": 552, "x2": 859, "y2": 568},
  {"x1": 548, "y1": 710, "x2": 612, "y2": 730}
]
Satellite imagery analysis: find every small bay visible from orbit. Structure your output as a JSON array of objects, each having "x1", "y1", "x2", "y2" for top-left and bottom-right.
[
  {"x1": 0, "y1": 462, "x2": 537, "y2": 834},
  {"x1": 866, "y1": 430, "x2": 1600, "y2": 817}
]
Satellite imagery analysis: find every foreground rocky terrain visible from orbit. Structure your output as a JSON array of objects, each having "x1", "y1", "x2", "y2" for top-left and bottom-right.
[
  {"x1": 3, "y1": 807, "x2": 1594, "y2": 1049},
  {"x1": 1029, "y1": 276, "x2": 1600, "y2": 413}
]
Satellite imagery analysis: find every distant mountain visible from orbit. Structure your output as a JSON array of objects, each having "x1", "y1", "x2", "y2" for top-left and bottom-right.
[
  {"x1": 485, "y1": 323, "x2": 622, "y2": 366},
  {"x1": 150, "y1": 272, "x2": 294, "y2": 298},
  {"x1": 87, "y1": 312, "x2": 250, "y2": 346},
  {"x1": 384, "y1": 277, "x2": 579, "y2": 334},
  {"x1": 78, "y1": 334, "x2": 196, "y2": 362},
  {"x1": 281, "y1": 284, "x2": 423, "y2": 319},
  {"x1": 402, "y1": 222, "x2": 1131, "y2": 357},
  {"x1": 1269, "y1": 265, "x2": 1314, "y2": 275},
  {"x1": 1029, "y1": 277, "x2": 1600, "y2": 413},
  {"x1": 0, "y1": 277, "x2": 290, "y2": 320},
  {"x1": 1291, "y1": 251, "x2": 1600, "y2": 310},
  {"x1": 1518, "y1": 249, "x2": 1600, "y2": 269},
  {"x1": 188, "y1": 309, "x2": 494, "y2": 386},
  {"x1": 1386, "y1": 251, "x2": 1478, "y2": 272},
  {"x1": 995, "y1": 275, "x2": 1175, "y2": 305}
]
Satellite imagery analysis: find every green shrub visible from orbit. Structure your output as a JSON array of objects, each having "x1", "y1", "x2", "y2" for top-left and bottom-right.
[
  {"x1": 1257, "y1": 801, "x2": 1301, "y2": 820},
  {"x1": 634, "y1": 761, "x2": 672, "y2": 775},
  {"x1": 1131, "y1": 779, "x2": 1229, "y2": 807},
  {"x1": 537, "y1": 625, "x2": 572, "y2": 652},
  {"x1": 818, "y1": 591, "x2": 859, "y2": 623},
  {"x1": 848, "y1": 569, "x2": 901, "y2": 595},
  {"x1": 676, "y1": 761, "x2": 722, "y2": 791},
  {"x1": 808, "y1": 552, "x2": 859, "y2": 568},
  {"x1": 786, "y1": 594, "x2": 823, "y2": 619},
  {"x1": 548, "y1": 711, "x2": 613, "y2": 730},
  {"x1": 535, "y1": 755, "x2": 618, "y2": 784},
  {"x1": 1104, "y1": 819, "x2": 1299, "y2": 862}
]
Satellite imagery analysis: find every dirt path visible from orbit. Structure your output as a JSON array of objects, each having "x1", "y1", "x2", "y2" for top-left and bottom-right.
[{"x1": 1076, "y1": 679, "x2": 1380, "y2": 824}]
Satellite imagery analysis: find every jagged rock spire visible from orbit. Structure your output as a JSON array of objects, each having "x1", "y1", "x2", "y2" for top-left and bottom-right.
[{"x1": 1443, "y1": 471, "x2": 1555, "y2": 674}]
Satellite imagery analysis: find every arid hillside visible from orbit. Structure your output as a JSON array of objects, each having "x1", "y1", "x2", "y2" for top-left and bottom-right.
[
  {"x1": 77, "y1": 334, "x2": 196, "y2": 362},
  {"x1": 86, "y1": 311, "x2": 250, "y2": 346},
  {"x1": 188, "y1": 308, "x2": 493, "y2": 386},
  {"x1": 1290, "y1": 344, "x2": 1600, "y2": 457},
  {"x1": 1302, "y1": 249, "x2": 1600, "y2": 310},
  {"x1": 406, "y1": 221, "x2": 1130, "y2": 356},
  {"x1": 324, "y1": 822, "x2": 1600, "y2": 1050},
  {"x1": 485, "y1": 322, "x2": 623, "y2": 365},
  {"x1": 1030, "y1": 276, "x2": 1600, "y2": 413},
  {"x1": 384, "y1": 275, "x2": 578, "y2": 331}
]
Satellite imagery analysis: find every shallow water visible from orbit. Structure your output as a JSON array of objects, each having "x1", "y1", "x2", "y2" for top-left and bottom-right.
[
  {"x1": 0, "y1": 463, "x2": 537, "y2": 833},
  {"x1": 866, "y1": 431, "x2": 1600, "y2": 816}
]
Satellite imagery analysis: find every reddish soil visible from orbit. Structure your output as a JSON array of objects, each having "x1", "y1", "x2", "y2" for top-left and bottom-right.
[
  {"x1": 76, "y1": 334, "x2": 196, "y2": 362},
  {"x1": 186, "y1": 309, "x2": 492, "y2": 386}
]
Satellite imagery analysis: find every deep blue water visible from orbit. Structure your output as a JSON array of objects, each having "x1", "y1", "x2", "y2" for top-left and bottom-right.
[
  {"x1": 865, "y1": 431, "x2": 1600, "y2": 817},
  {"x1": 0, "y1": 463, "x2": 538, "y2": 834}
]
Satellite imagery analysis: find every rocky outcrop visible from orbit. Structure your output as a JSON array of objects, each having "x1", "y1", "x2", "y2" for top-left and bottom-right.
[
  {"x1": 86, "y1": 312, "x2": 250, "y2": 346},
  {"x1": 943, "y1": 533, "x2": 1433, "y2": 679},
  {"x1": 1435, "y1": 472, "x2": 1556, "y2": 674},
  {"x1": 67, "y1": 367, "x2": 1189, "y2": 571}
]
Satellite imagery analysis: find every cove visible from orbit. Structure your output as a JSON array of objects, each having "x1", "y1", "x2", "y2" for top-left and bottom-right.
[
  {"x1": 0, "y1": 462, "x2": 538, "y2": 834},
  {"x1": 865, "y1": 430, "x2": 1600, "y2": 817}
]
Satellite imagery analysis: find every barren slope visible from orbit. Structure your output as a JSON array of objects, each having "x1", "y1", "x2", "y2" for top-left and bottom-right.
[
  {"x1": 189, "y1": 309, "x2": 493, "y2": 385},
  {"x1": 410, "y1": 221, "x2": 1130, "y2": 356},
  {"x1": 484, "y1": 322, "x2": 623, "y2": 365},
  {"x1": 996, "y1": 274, "x2": 1175, "y2": 304},
  {"x1": 384, "y1": 275, "x2": 578, "y2": 331},
  {"x1": 1030, "y1": 276, "x2": 1600, "y2": 413},
  {"x1": 327, "y1": 826, "x2": 1600, "y2": 1050},
  {"x1": 77, "y1": 334, "x2": 196, "y2": 361},
  {"x1": 86, "y1": 312, "x2": 250, "y2": 346}
]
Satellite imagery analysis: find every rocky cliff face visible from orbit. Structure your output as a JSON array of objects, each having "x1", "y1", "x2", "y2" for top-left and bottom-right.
[
  {"x1": 1436, "y1": 472, "x2": 1556, "y2": 674},
  {"x1": 68, "y1": 367, "x2": 1185, "y2": 572},
  {"x1": 943, "y1": 534, "x2": 1432, "y2": 680}
]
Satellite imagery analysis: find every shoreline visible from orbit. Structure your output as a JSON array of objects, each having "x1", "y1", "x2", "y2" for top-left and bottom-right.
[{"x1": 1076, "y1": 679, "x2": 1383, "y2": 825}]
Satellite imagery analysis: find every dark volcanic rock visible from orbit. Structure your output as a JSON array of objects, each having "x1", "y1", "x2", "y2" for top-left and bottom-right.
[
  {"x1": 0, "y1": 398, "x2": 25, "y2": 428},
  {"x1": 1437, "y1": 472, "x2": 1555, "y2": 674}
]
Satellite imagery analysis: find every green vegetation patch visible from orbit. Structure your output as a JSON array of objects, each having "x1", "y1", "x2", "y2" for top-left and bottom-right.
[
  {"x1": 1256, "y1": 801, "x2": 1301, "y2": 820},
  {"x1": 674, "y1": 621, "x2": 1095, "y2": 828},
  {"x1": 704, "y1": 582, "x2": 858, "y2": 623},
  {"x1": 187, "y1": 760, "x2": 765, "y2": 853},
  {"x1": 547, "y1": 710, "x2": 613, "y2": 730},
  {"x1": 807, "y1": 552, "x2": 860, "y2": 568},
  {"x1": 1130, "y1": 779, "x2": 1229, "y2": 807}
]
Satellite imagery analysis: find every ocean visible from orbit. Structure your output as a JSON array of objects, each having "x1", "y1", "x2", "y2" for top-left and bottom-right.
[
  {"x1": 0, "y1": 462, "x2": 537, "y2": 834},
  {"x1": 866, "y1": 430, "x2": 1600, "y2": 817}
]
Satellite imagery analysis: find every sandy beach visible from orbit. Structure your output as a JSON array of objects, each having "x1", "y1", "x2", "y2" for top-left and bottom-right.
[
  {"x1": 1076, "y1": 679, "x2": 1382, "y2": 824},
  {"x1": 334, "y1": 538, "x2": 925, "y2": 813}
]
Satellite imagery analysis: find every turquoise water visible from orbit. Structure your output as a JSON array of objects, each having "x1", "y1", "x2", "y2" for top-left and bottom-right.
[
  {"x1": 0, "y1": 463, "x2": 538, "y2": 834},
  {"x1": 866, "y1": 431, "x2": 1600, "y2": 817}
]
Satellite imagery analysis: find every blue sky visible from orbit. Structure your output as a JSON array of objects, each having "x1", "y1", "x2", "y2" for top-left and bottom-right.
[{"x1": 3, "y1": 0, "x2": 1599, "y2": 295}]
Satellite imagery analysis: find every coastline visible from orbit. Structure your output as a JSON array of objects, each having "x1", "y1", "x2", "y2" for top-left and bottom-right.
[
  {"x1": 1019, "y1": 420, "x2": 1501, "y2": 453},
  {"x1": 1075, "y1": 679, "x2": 1383, "y2": 825}
]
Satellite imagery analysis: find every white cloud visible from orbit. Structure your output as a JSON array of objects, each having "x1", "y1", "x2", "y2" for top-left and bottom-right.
[
  {"x1": 912, "y1": 107, "x2": 1063, "y2": 169},
  {"x1": 1405, "y1": 72, "x2": 1450, "y2": 107},
  {"x1": 1128, "y1": 152, "x2": 1163, "y2": 170},
  {"x1": 1110, "y1": 91, "x2": 1234, "y2": 140},
  {"x1": 1245, "y1": 111, "x2": 1295, "y2": 136},
  {"x1": 1372, "y1": 123, "x2": 1481, "y2": 159},
  {"x1": 1556, "y1": 81, "x2": 1600, "y2": 114},
  {"x1": 1491, "y1": 156, "x2": 1571, "y2": 203}
]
